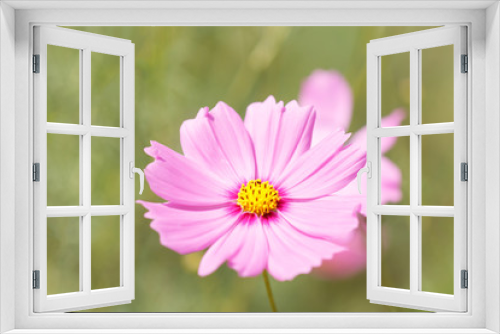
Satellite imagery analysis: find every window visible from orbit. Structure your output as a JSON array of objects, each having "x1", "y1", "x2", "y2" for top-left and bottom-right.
[
  {"x1": 364, "y1": 26, "x2": 468, "y2": 312},
  {"x1": 2, "y1": 1, "x2": 497, "y2": 333},
  {"x1": 32, "y1": 26, "x2": 136, "y2": 312}
]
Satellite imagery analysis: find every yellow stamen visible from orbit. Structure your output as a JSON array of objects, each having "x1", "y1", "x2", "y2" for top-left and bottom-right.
[{"x1": 237, "y1": 179, "x2": 280, "y2": 216}]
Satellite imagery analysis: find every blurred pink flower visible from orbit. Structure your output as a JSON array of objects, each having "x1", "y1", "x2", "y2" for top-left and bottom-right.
[
  {"x1": 299, "y1": 70, "x2": 404, "y2": 279},
  {"x1": 139, "y1": 96, "x2": 366, "y2": 281},
  {"x1": 313, "y1": 213, "x2": 367, "y2": 280}
]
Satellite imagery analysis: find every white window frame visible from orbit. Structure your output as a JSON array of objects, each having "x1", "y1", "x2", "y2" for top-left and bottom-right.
[{"x1": 1, "y1": 1, "x2": 499, "y2": 333}]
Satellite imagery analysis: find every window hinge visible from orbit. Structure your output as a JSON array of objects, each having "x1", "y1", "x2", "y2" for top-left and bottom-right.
[
  {"x1": 461, "y1": 162, "x2": 468, "y2": 181},
  {"x1": 461, "y1": 270, "x2": 468, "y2": 289},
  {"x1": 33, "y1": 54, "x2": 40, "y2": 73},
  {"x1": 33, "y1": 270, "x2": 40, "y2": 289},
  {"x1": 33, "y1": 163, "x2": 40, "y2": 182},
  {"x1": 461, "y1": 54, "x2": 468, "y2": 73}
]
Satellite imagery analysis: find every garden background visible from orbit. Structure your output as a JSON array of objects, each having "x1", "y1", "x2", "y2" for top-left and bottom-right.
[{"x1": 46, "y1": 26, "x2": 454, "y2": 312}]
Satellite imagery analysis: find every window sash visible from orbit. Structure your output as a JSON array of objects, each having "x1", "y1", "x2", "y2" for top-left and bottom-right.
[
  {"x1": 366, "y1": 26, "x2": 468, "y2": 312},
  {"x1": 32, "y1": 26, "x2": 135, "y2": 313}
]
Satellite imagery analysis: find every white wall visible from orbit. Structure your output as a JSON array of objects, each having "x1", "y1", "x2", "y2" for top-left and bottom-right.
[
  {"x1": 0, "y1": 2, "x2": 16, "y2": 334},
  {"x1": 486, "y1": 2, "x2": 500, "y2": 333}
]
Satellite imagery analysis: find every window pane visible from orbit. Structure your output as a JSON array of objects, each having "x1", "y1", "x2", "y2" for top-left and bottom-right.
[
  {"x1": 421, "y1": 216, "x2": 454, "y2": 294},
  {"x1": 47, "y1": 217, "x2": 80, "y2": 295},
  {"x1": 381, "y1": 52, "x2": 409, "y2": 126},
  {"x1": 47, "y1": 134, "x2": 80, "y2": 206},
  {"x1": 47, "y1": 45, "x2": 80, "y2": 124},
  {"x1": 92, "y1": 52, "x2": 120, "y2": 127},
  {"x1": 421, "y1": 45, "x2": 454, "y2": 124},
  {"x1": 380, "y1": 136, "x2": 409, "y2": 205},
  {"x1": 421, "y1": 133, "x2": 454, "y2": 206},
  {"x1": 91, "y1": 137, "x2": 120, "y2": 205},
  {"x1": 381, "y1": 215, "x2": 410, "y2": 290},
  {"x1": 91, "y1": 216, "x2": 121, "y2": 290}
]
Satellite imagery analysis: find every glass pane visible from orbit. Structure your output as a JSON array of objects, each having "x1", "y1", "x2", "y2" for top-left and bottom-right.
[
  {"x1": 47, "y1": 217, "x2": 80, "y2": 294},
  {"x1": 381, "y1": 215, "x2": 410, "y2": 290},
  {"x1": 380, "y1": 136, "x2": 409, "y2": 205},
  {"x1": 381, "y1": 52, "x2": 410, "y2": 126},
  {"x1": 47, "y1": 134, "x2": 80, "y2": 206},
  {"x1": 421, "y1": 45, "x2": 454, "y2": 124},
  {"x1": 92, "y1": 52, "x2": 120, "y2": 127},
  {"x1": 421, "y1": 133, "x2": 454, "y2": 206},
  {"x1": 91, "y1": 137, "x2": 120, "y2": 205},
  {"x1": 421, "y1": 216, "x2": 454, "y2": 294},
  {"x1": 91, "y1": 216, "x2": 121, "y2": 290},
  {"x1": 47, "y1": 45, "x2": 80, "y2": 124}
]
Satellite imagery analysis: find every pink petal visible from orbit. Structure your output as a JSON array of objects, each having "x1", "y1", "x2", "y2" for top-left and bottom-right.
[
  {"x1": 144, "y1": 141, "x2": 233, "y2": 207},
  {"x1": 244, "y1": 96, "x2": 283, "y2": 181},
  {"x1": 138, "y1": 200, "x2": 240, "y2": 255},
  {"x1": 299, "y1": 70, "x2": 354, "y2": 146},
  {"x1": 289, "y1": 101, "x2": 317, "y2": 162},
  {"x1": 198, "y1": 216, "x2": 248, "y2": 277},
  {"x1": 207, "y1": 101, "x2": 256, "y2": 182},
  {"x1": 335, "y1": 180, "x2": 368, "y2": 215},
  {"x1": 314, "y1": 214, "x2": 367, "y2": 279},
  {"x1": 278, "y1": 195, "x2": 359, "y2": 243},
  {"x1": 380, "y1": 156, "x2": 403, "y2": 204},
  {"x1": 276, "y1": 130, "x2": 348, "y2": 187},
  {"x1": 350, "y1": 108, "x2": 406, "y2": 154},
  {"x1": 244, "y1": 96, "x2": 316, "y2": 181},
  {"x1": 227, "y1": 215, "x2": 269, "y2": 277},
  {"x1": 276, "y1": 130, "x2": 366, "y2": 200},
  {"x1": 281, "y1": 101, "x2": 317, "y2": 170},
  {"x1": 180, "y1": 107, "x2": 247, "y2": 186},
  {"x1": 264, "y1": 215, "x2": 345, "y2": 281}
]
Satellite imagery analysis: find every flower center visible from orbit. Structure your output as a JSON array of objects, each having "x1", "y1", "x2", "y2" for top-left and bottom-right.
[{"x1": 237, "y1": 179, "x2": 280, "y2": 216}]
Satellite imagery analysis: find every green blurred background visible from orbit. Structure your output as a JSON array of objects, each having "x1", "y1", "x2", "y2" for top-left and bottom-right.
[{"x1": 46, "y1": 26, "x2": 455, "y2": 312}]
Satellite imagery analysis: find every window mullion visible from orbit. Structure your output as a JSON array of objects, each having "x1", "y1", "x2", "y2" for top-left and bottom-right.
[
  {"x1": 417, "y1": 47, "x2": 423, "y2": 293},
  {"x1": 409, "y1": 47, "x2": 420, "y2": 294},
  {"x1": 119, "y1": 55, "x2": 124, "y2": 288},
  {"x1": 81, "y1": 47, "x2": 92, "y2": 294},
  {"x1": 121, "y1": 50, "x2": 135, "y2": 293}
]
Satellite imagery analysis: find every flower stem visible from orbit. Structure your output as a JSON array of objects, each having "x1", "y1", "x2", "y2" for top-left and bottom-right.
[{"x1": 262, "y1": 270, "x2": 277, "y2": 312}]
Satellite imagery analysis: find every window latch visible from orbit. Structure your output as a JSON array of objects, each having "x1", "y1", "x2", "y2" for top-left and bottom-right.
[
  {"x1": 129, "y1": 162, "x2": 144, "y2": 195},
  {"x1": 356, "y1": 161, "x2": 372, "y2": 194}
]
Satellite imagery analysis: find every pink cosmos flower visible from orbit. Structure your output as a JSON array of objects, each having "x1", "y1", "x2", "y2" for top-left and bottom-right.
[
  {"x1": 139, "y1": 96, "x2": 366, "y2": 281},
  {"x1": 299, "y1": 70, "x2": 404, "y2": 279}
]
